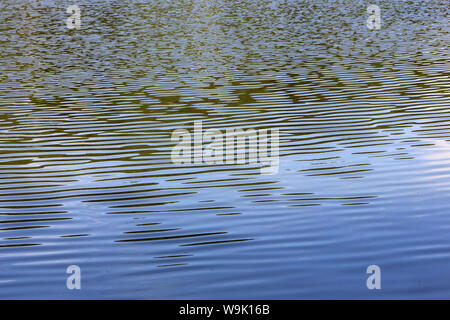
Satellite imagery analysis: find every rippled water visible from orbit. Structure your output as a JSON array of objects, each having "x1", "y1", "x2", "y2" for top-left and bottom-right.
[{"x1": 0, "y1": 0, "x2": 449, "y2": 299}]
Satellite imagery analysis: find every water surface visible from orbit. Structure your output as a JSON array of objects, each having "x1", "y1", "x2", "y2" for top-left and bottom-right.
[{"x1": 0, "y1": 0, "x2": 449, "y2": 299}]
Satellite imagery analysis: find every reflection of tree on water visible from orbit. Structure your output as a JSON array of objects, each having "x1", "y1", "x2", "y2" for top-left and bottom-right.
[
  {"x1": 184, "y1": 0, "x2": 224, "y2": 72},
  {"x1": 15, "y1": 1, "x2": 47, "y2": 93},
  {"x1": 175, "y1": 0, "x2": 236, "y2": 96},
  {"x1": 6, "y1": 2, "x2": 56, "y2": 127}
]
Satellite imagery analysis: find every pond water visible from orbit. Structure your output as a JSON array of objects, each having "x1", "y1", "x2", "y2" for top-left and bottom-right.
[{"x1": 0, "y1": 0, "x2": 449, "y2": 299}]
